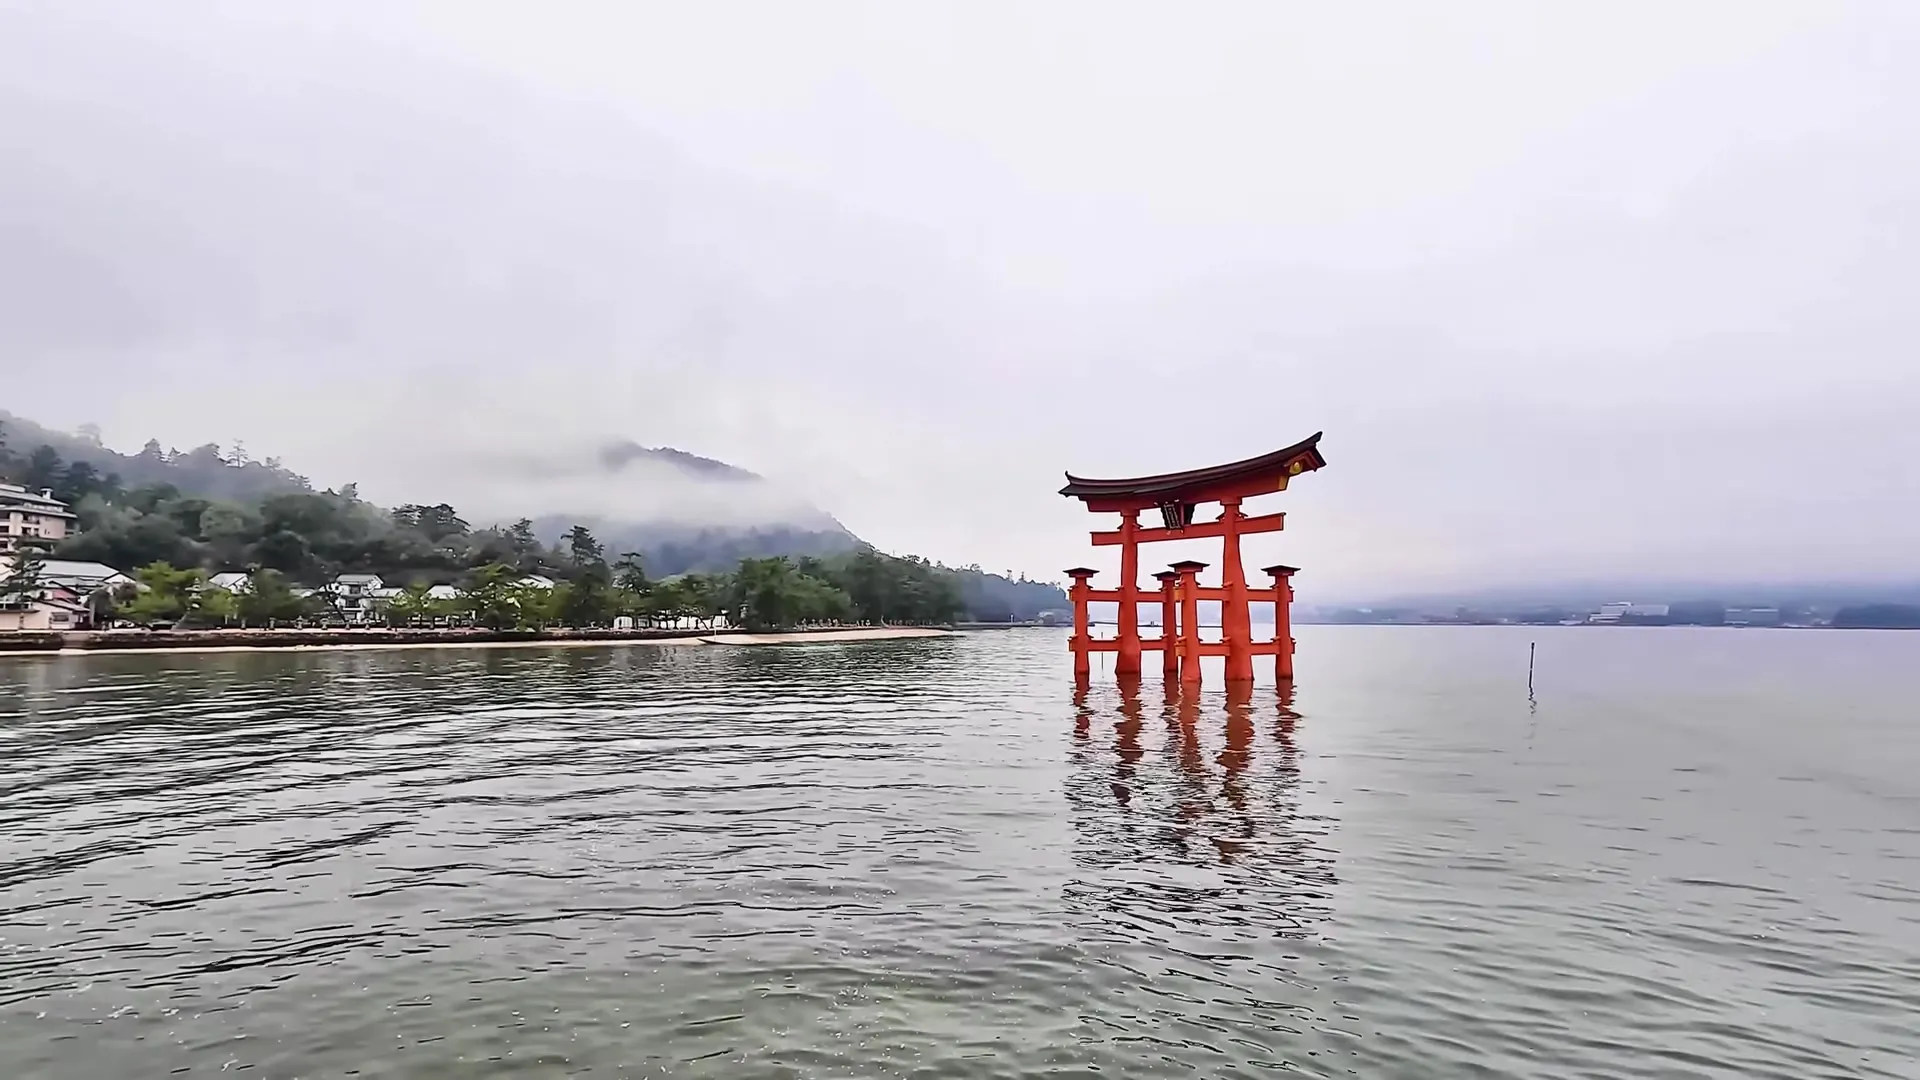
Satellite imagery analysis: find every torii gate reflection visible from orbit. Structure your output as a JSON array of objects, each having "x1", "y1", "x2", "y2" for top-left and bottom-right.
[{"x1": 1071, "y1": 674, "x2": 1322, "y2": 888}]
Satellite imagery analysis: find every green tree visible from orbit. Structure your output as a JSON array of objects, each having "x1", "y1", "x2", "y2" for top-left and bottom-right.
[
  {"x1": 249, "y1": 526, "x2": 312, "y2": 576},
  {"x1": 505, "y1": 519, "x2": 543, "y2": 572},
  {"x1": 122, "y1": 562, "x2": 204, "y2": 627},
  {"x1": 84, "y1": 580, "x2": 138, "y2": 628},
  {"x1": 648, "y1": 577, "x2": 690, "y2": 629},
  {"x1": 392, "y1": 503, "x2": 470, "y2": 544},
  {"x1": 839, "y1": 549, "x2": 891, "y2": 623},
  {"x1": 513, "y1": 581, "x2": 567, "y2": 630},
  {"x1": 236, "y1": 569, "x2": 307, "y2": 627},
  {"x1": 789, "y1": 573, "x2": 853, "y2": 625},
  {"x1": 565, "y1": 525, "x2": 605, "y2": 567},
  {"x1": 199, "y1": 502, "x2": 263, "y2": 569},
  {"x1": 1, "y1": 543, "x2": 47, "y2": 609},
  {"x1": 728, "y1": 557, "x2": 817, "y2": 632},
  {"x1": 679, "y1": 573, "x2": 727, "y2": 630},
  {"x1": 193, "y1": 585, "x2": 238, "y2": 628},
  {"x1": 613, "y1": 551, "x2": 649, "y2": 591},
  {"x1": 560, "y1": 574, "x2": 610, "y2": 627},
  {"x1": 611, "y1": 551, "x2": 652, "y2": 622},
  {"x1": 383, "y1": 581, "x2": 439, "y2": 627},
  {"x1": 20, "y1": 445, "x2": 63, "y2": 491},
  {"x1": 460, "y1": 563, "x2": 521, "y2": 630},
  {"x1": 52, "y1": 460, "x2": 111, "y2": 505},
  {"x1": 556, "y1": 525, "x2": 612, "y2": 626}
]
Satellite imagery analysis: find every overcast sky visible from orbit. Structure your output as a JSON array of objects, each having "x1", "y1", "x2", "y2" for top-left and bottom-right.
[{"x1": 4, "y1": 1, "x2": 1916, "y2": 599}]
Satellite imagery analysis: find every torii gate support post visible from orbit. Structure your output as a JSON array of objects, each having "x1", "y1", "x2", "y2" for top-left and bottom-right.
[
  {"x1": 1265, "y1": 564, "x2": 1297, "y2": 682},
  {"x1": 1172, "y1": 560, "x2": 1207, "y2": 685},
  {"x1": 1154, "y1": 570, "x2": 1180, "y2": 681},
  {"x1": 1115, "y1": 510, "x2": 1142, "y2": 675},
  {"x1": 1066, "y1": 567, "x2": 1097, "y2": 680},
  {"x1": 1220, "y1": 498, "x2": 1254, "y2": 683}
]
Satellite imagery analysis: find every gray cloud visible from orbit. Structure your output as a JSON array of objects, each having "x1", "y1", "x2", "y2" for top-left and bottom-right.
[{"x1": 4, "y1": 1, "x2": 1916, "y2": 599}]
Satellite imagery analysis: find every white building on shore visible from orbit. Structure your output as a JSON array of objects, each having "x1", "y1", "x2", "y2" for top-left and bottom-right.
[
  {"x1": 5, "y1": 558, "x2": 134, "y2": 594},
  {"x1": 0, "y1": 483, "x2": 77, "y2": 555},
  {"x1": 205, "y1": 571, "x2": 252, "y2": 592},
  {"x1": 0, "y1": 584, "x2": 89, "y2": 631}
]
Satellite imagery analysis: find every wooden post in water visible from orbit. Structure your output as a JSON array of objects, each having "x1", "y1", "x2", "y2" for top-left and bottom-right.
[
  {"x1": 1155, "y1": 570, "x2": 1180, "y2": 681},
  {"x1": 1264, "y1": 564, "x2": 1298, "y2": 683},
  {"x1": 1171, "y1": 559, "x2": 1208, "y2": 685},
  {"x1": 1065, "y1": 568, "x2": 1097, "y2": 680}
]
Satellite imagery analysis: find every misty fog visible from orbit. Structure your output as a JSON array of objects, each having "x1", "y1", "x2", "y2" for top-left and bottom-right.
[{"x1": 4, "y1": 2, "x2": 1916, "y2": 600}]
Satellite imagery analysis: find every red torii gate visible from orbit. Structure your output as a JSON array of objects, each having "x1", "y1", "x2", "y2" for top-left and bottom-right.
[{"x1": 1059, "y1": 432, "x2": 1327, "y2": 685}]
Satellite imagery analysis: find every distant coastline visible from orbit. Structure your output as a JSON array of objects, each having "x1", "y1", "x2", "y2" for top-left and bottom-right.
[
  {"x1": 1295, "y1": 606, "x2": 1920, "y2": 629},
  {"x1": 0, "y1": 625, "x2": 952, "y2": 657},
  {"x1": 1289, "y1": 620, "x2": 1920, "y2": 630}
]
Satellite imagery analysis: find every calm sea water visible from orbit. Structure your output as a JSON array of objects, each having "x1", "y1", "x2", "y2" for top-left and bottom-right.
[{"x1": 1, "y1": 627, "x2": 1916, "y2": 1078}]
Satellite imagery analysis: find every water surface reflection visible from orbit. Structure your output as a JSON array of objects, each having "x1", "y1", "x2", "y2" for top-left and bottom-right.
[
  {"x1": 4, "y1": 629, "x2": 1917, "y2": 1079},
  {"x1": 1061, "y1": 675, "x2": 1343, "y2": 1066}
]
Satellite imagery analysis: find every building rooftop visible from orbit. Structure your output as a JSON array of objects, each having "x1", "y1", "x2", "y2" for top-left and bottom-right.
[
  {"x1": 27, "y1": 559, "x2": 131, "y2": 582},
  {"x1": 0, "y1": 483, "x2": 77, "y2": 517}
]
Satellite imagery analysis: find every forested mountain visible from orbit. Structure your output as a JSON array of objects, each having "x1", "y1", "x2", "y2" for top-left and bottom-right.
[
  {"x1": 518, "y1": 441, "x2": 867, "y2": 576},
  {"x1": 945, "y1": 566, "x2": 1071, "y2": 622},
  {"x1": 529, "y1": 515, "x2": 860, "y2": 578},
  {"x1": 0, "y1": 412, "x2": 1067, "y2": 621},
  {"x1": 0, "y1": 410, "x2": 313, "y2": 503}
]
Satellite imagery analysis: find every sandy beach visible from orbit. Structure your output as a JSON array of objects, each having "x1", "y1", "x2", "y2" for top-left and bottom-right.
[{"x1": 49, "y1": 635, "x2": 710, "y2": 657}]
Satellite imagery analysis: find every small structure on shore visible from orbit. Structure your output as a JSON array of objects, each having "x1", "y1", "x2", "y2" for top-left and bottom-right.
[{"x1": 1059, "y1": 433, "x2": 1327, "y2": 687}]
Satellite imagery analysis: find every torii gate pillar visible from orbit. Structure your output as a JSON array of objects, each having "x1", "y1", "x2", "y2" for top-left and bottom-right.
[
  {"x1": 1264, "y1": 564, "x2": 1299, "y2": 682},
  {"x1": 1153, "y1": 570, "x2": 1180, "y2": 680},
  {"x1": 1065, "y1": 567, "x2": 1097, "y2": 680},
  {"x1": 1114, "y1": 510, "x2": 1142, "y2": 675},
  {"x1": 1171, "y1": 560, "x2": 1207, "y2": 685}
]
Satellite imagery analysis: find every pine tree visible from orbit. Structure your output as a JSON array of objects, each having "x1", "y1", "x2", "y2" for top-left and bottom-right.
[{"x1": 1, "y1": 543, "x2": 47, "y2": 609}]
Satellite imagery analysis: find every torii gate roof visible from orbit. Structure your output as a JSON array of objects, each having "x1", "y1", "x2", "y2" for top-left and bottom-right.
[{"x1": 1059, "y1": 432, "x2": 1326, "y2": 508}]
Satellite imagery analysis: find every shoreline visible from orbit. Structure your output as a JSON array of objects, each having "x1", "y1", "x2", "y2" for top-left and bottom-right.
[
  {"x1": 699, "y1": 627, "x2": 950, "y2": 646},
  {"x1": 0, "y1": 625, "x2": 953, "y2": 659}
]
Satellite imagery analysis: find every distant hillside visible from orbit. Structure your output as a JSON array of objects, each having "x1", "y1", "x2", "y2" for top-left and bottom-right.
[
  {"x1": 1345, "y1": 580, "x2": 1920, "y2": 613},
  {"x1": 946, "y1": 568, "x2": 1068, "y2": 622},
  {"x1": 523, "y1": 439, "x2": 863, "y2": 577},
  {"x1": 531, "y1": 515, "x2": 860, "y2": 578},
  {"x1": 1, "y1": 410, "x2": 314, "y2": 502},
  {"x1": 1, "y1": 411, "x2": 1066, "y2": 620}
]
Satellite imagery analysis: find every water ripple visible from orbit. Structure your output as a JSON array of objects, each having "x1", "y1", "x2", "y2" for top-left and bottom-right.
[{"x1": 1, "y1": 627, "x2": 1917, "y2": 1077}]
